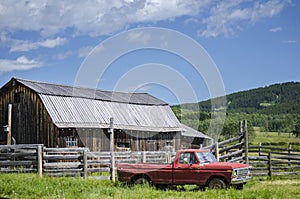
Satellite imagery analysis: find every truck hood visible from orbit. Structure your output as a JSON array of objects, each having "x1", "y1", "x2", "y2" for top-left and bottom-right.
[{"x1": 201, "y1": 162, "x2": 249, "y2": 170}]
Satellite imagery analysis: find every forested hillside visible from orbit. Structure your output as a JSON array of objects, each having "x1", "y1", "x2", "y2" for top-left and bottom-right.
[{"x1": 172, "y1": 82, "x2": 300, "y2": 141}]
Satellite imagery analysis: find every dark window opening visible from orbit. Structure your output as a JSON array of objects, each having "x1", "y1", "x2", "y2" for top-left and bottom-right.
[
  {"x1": 166, "y1": 141, "x2": 173, "y2": 146},
  {"x1": 117, "y1": 142, "x2": 130, "y2": 148},
  {"x1": 14, "y1": 92, "x2": 21, "y2": 103}
]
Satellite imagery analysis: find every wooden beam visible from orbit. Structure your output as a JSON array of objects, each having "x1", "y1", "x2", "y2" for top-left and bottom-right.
[
  {"x1": 37, "y1": 145, "x2": 43, "y2": 178},
  {"x1": 215, "y1": 141, "x2": 219, "y2": 161},
  {"x1": 7, "y1": 104, "x2": 12, "y2": 145},
  {"x1": 244, "y1": 120, "x2": 249, "y2": 164},
  {"x1": 109, "y1": 117, "x2": 115, "y2": 184},
  {"x1": 83, "y1": 149, "x2": 88, "y2": 179}
]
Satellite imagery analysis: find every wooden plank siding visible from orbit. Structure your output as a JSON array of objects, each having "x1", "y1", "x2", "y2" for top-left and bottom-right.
[{"x1": 0, "y1": 80, "x2": 57, "y2": 147}]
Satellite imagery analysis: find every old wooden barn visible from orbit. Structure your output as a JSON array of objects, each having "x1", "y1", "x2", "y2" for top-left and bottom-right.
[{"x1": 0, "y1": 78, "x2": 212, "y2": 151}]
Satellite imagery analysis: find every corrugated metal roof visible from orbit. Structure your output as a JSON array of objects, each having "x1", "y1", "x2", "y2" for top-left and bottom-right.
[
  {"x1": 39, "y1": 94, "x2": 182, "y2": 132},
  {"x1": 15, "y1": 78, "x2": 167, "y2": 105}
]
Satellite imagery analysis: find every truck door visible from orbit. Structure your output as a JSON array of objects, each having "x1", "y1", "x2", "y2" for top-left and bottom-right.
[{"x1": 173, "y1": 152, "x2": 201, "y2": 184}]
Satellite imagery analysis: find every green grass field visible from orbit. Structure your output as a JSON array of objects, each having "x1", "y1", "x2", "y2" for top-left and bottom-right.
[
  {"x1": 0, "y1": 174, "x2": 300, "y2": 199},
  {"x1": 1, "y1": 128, "x2": 300, "y2": 199},
  {"x1": 251, "y1": 127, "x2": 300, "y2": 147}
]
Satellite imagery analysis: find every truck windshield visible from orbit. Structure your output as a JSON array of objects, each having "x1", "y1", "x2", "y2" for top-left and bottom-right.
[{"x1": 196, "y1": 152, "x2": 217, "y2": 163}]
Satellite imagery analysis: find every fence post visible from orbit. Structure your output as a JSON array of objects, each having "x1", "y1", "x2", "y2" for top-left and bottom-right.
[
  {"x1": 7, "y1": 104, "x2": 12, "y2": 145},
  {"x1": 268, "y1": 152, "x2": 272, "y2": 177},
  {"x1": 239, "y1": 120, "x2": 243, "y2": 134},
  {"x1": 215, "y1": 142, "x2": 219, "y2": 161},
  {"x1": 244, "y1": 120, "x2": 249, "y2": 164},
  {"x1": 83, "y1": 149, "x2": 88, "y2": 179},
  {"x1": 37, "y1": 145, "x2": 43, "y2": 178},
  {"x1": 239, "y1": 121, "x2": 243, "y2": 151},
  {"x1": 109, "y1": 117, "x2": 115, "y2": 184},
  {"x1": 166, "y1": 151, "x2": 171, "y2": 163},
  {"x1": 288, "y1": 144, "x2": 291, "y2": 167},
  {"x1": 142, "y1": 151, "x2": 146, "y2": 163},
  {"x1": 258, "y1": 143, "x2": 261, "y2": 156}
]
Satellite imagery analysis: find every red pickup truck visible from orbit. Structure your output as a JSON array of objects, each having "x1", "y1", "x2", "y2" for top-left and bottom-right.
[{"x1": 117, "y1": 149, "x2": 251, "y2": 190}]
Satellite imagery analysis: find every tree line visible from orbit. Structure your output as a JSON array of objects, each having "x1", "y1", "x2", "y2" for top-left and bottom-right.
[{"x1": 172, "y1": 82, "x2": 300, "y2": 139}]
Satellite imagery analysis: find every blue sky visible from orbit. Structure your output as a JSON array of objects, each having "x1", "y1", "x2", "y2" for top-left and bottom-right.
[{"x1": 0, "y1": 0, "x2": 299, "y2": 105}]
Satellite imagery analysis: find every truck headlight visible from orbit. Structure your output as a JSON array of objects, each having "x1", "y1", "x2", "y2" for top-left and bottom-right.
[{"x1": 232, "y1": 169, "x2": 238, "y2": 178}]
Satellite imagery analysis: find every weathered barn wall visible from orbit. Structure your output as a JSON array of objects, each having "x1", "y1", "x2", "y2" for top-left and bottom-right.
[
  {"x1": 61, "y1": 128, "x2": 179, "y2": 152},
  {"x1": 113, "y1": 130, "x2": 179, "y2": 151},
  {"x1": 0, "y1": 80, "x2": 58, "y2": 147},
  {"x1": 76, "y1": 128, "x2": 110, "y2": 151}
]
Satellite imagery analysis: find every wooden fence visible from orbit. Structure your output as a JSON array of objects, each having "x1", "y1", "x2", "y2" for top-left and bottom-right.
[
  {"x1": 203, "y1": 120, "x2": 248, "y2": 164},
  {"x1": 0, "y1": 144, "x2": 42, "y2": 173},
  {"x1": 42, "y1": 147, "x2": 88, "y2": 178},
  {"x1": 1, "y1": 144, "x2": 300, "y2": 178},
  {"x1": 0, "y1": 144, "x2": 175, "y2": 178},
  {"x1": 1, "y1": 120, "x2": 299, "y2": 179},
  {"x1": 248, "y1": 143, "x2": 300, "y2": 176}
]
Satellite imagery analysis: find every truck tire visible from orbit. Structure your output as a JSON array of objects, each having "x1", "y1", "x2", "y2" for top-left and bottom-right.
[
  {"x1": 134, "y1": 177, "x2": 150, "y2": 185},
  {"x1": 208, "y1": 178, "x2": 227, "y2": 189}
]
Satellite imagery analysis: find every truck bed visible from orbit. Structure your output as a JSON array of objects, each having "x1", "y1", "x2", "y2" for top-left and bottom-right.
[{"x1": 117, "y1": 163, "x2": 173, "y2": 184}]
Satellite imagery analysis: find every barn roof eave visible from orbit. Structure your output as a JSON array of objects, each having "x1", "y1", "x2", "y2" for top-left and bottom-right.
[{"x1": 54, "y1": 122, "x2": 182, "y2": 132}]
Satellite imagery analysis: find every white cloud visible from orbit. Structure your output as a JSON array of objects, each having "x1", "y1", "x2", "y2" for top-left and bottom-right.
[
  {"x1": 283, "y1": 40, "x2": 298, "y2": 43},
  {"x1": 55, "y1": 50, "x2": 73, "y2": 60},
  {"x1": 200, "y1": 0, "x2": 289, "y2": 37},
  {"x1": 39, "y1": 37, "x2": 67, "y2": 48},
  {"x1": 78, "y1": 46, "x2": 95, "y2": 58},
  {"x1": 0, "y1": 0, "x2": 208, "y2": 37},
  {"x1": 0, "y1": 0, "x2": 290, "y2": 39},
  {"x1": 9, "y1": 37, "x2": 67, "y2": 52},
  {"x1": 270, "y1": 27, "x2": 282, "y2": 32},
  {"x1": 127, "y1": 31, "x2": 151, "y2": 43},
  {"x1": 0, "y1": 56, "x2": 43, "y2": 72}
]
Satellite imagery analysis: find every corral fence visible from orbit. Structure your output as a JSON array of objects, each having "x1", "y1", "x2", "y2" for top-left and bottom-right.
[
  {"x1": 203, "y1": 120, "x2": 249, "y2": 164},
  {"x1": 248, "y1": 143, "x2": 300, "y2": 176},
  {"x1": 1, "y1": 120, "x2": 300, "y2": 179},
  {"x1": 0, "y1": 144, "x2": 175, "y2": 179},
  {"x1": 203, "y1": 120, "x2": 300, "y2": 177},
  {"x1": 0, "y1": 144, "x2": 41, "y2": 174}
]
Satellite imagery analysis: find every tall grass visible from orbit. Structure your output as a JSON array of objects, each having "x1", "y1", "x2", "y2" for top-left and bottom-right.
[{"x1": 1, "y1": 174, "x2": 300, "y2": 199}]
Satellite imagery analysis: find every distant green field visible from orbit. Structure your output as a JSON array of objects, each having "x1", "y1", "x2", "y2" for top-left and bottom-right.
[
  {"x1": 0, "y1": 174, "x2": 300, "y2": 199},
  {"x1": 251, "y1": 127, "x2": 300, "y2": 148}
]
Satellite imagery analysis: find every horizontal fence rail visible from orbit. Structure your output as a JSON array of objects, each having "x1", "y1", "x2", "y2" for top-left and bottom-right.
[
  {"x1": 203, "y1": 133, "x2": 247, "y2": 163},
  {"x1": 248, "y1": 144, "x2": 300, "y2": 177},
  {"x1": 0, "y1": 144, "x2": 42, "y2": 173},
  {"x1": 0, "y1": 144, "x2": 176, "y2": 179},
  {"x1": 42, "y1": 147, "x2": 89, "y2": 178}
]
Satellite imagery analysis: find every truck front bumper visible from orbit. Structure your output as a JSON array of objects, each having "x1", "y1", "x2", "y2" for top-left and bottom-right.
[{"x1": 231, "y1": 176, "x2": 251, "y2": 184}]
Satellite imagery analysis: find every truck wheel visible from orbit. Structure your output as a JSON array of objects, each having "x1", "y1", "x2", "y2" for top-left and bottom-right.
[
  {"x1": 134, "y1": 177, "x2": 150, "y2": 185},
  {"x1": 208, "y1": 178, "x2": 227, "y2": 189}
]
